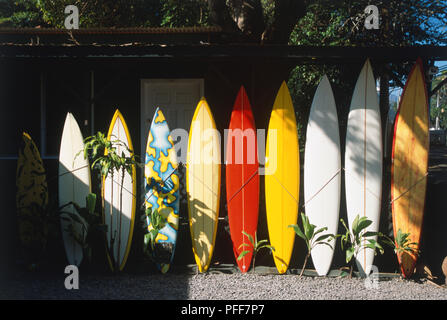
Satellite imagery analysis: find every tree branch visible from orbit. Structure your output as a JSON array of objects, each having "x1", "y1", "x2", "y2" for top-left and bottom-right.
[
  {"x1": 263, "y1": 0, "x2": 307, "y2": 44},
  {"x1": 229, "y1": 0, "x2": 265, "y2": 40},
  {"x1": 206, "y1": 0, "x2": 241, "y2": 33},
  {"x1": 430, "y1": 77, "x2": 447, "y2": 98}
]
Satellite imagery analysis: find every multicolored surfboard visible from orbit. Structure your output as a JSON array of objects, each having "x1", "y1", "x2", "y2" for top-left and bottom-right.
[
  {"x1": 144, "y1": 107, "x2": 180, "y2": 273},
  {"x1": 16, "y1": 132, "x2": 49, "y2": 252}
]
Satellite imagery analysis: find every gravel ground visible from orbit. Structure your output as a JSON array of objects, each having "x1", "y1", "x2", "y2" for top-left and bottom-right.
[{"x1": 1, "y1": 272, "x2": 446, "y2": 300}]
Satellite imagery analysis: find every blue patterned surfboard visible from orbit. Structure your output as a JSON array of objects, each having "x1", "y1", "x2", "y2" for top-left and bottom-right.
[{"x1": 144, "y1": 107, "x2": 180, "y2": 273}]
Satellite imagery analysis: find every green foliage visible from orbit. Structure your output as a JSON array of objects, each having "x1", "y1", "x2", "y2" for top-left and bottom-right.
[
  {"x1": 238, "y1": 231, "x2": 275, "y2": 273},
  {"x1": 80, "y1": 131, "x2": 139, "y2": 179},
  {"x1": 143, "y1": 207, "x2": 167, "y2": 254},
  {"x1": 0, "y1": 0, "x2": 46, "y2": 27},
  {"x1": 339, "y1": 214, "x2": 384, "y2": 277},
  {"x1": 382, "y1": 229, "x2": 419, "y2": 258},
  {"x1": 80, "y1": 129, "x2": 139, "y2": 271},
  {"x1": 430, "y1": 71, "x2": 447, "y2": 129},
  {"x1": 288, "y1": 0, "x2": 447, "y2": 145},
  {"x1": 289, "y1": 212, "x2": 336, "y2": 276},
  {"x1": 59, "y1": 193, "x2": 107, "y2": 263},
  {"x1": 34, "y1": 0, "x2": 209, "y2": 28},
  {"x1": 36, "y1": 0, "x2": 150, "y2": 28},
  {"x1": 160, "y1": 0, "x2": 208, "y2": 27},
  {"x1": 291, "y1": 0, "x2": 447, "y2": 48},
  {"x1": 16, "y1": 197, "x2": 60, "y2": 268}
]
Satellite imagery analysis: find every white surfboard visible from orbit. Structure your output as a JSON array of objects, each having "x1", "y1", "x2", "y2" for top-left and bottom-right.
[
  {"x1": 59, "y1": 112, "x2": 91, "y2": 267},
  {"x1": 304, "y1": 75, "x2": 341, "y2": 276},
  {"x1": 102, "y1": 110, "x2": 136, "y2": 272},
  {"x1": 345, "y1": 59, "x2": 383, "y2": 276}
]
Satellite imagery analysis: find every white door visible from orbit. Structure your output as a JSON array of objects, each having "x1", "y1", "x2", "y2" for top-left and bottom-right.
[
  {"x1": 141, "y1": 79, "x2": 204, "y2": 158},
  {"x1": 140, "y1": 79, "x2": 204, "y2": 202}
]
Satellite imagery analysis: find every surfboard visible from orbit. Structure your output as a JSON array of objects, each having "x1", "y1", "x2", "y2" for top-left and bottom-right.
[
  {"x1": 391, "y1": 59, "x2": 429, "y2": 278},
  {"x1": 226, "y1": 86, "x2": 259, "y2": 273},
  {"x1": 16, "y1": 132, "x2": 49, "y2": 251},
  {"x1": 345, "y1": 59, "x2": 383, "y2": 276},
  {"x1": 58, "y1": 112, "x2": 91, "y2": 267},
  {"x1": 187, "y1": 98, "x2": 221, "y2": 273},
  {"x1": 144, "y1": 107, "x2": 180, "y2": 273},
  {"x1": 265, "y1": 81, "x2": 300, "y2": 274},
  {"x1": 102, "y1": 109, "x2": 136, "y2": 272},
  {"x1": 304, "y1": 75, "x2": 341, "y2": 276}
]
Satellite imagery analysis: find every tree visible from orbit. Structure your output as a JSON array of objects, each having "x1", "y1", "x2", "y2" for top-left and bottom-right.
[
  {"x1": 430, "y1": 70, "x2": 447, "y2": 129},
  {"x1": 37, "y1": 0, "x2": 159, "y2": 28},
  {"x1": 159, "y1": 0, "x2": 209, "y2": 27},
  {"x1": 34, "y1": 0, "x2": 307, "y2": 40},
  {"x1": 0, "y1": 0, "x2": 46, "y2": 27},
  {"x1": 33, "y1": 0, "x2": 209, "y2": 28},
  {"x1": 287, "y1": 0, "x2": 447, "y2": 142},
  {"x1": 207, "y1": 0, "x2": 308, "y2": 43}
]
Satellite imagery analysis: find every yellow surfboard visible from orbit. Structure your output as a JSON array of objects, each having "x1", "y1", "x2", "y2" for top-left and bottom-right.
[
  {"x1": 265, "y1": 81, "x2": 300, "y2": 274},
  {"x1": 187, "y1": 98, "x2": 221, "y2": 273},
  {"x1": 391, "y1": 60, "x2": 429, "y2": 278}
]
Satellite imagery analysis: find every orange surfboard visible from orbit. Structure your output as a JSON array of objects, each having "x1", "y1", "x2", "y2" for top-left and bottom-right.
[{"x1": 391, "y1": 59, "x2": 429, "y2": 278}]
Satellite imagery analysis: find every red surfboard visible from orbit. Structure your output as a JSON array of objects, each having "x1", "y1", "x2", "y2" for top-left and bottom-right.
[{"x1": 226, "y1": 86, "x2": 259, "y2": 273}]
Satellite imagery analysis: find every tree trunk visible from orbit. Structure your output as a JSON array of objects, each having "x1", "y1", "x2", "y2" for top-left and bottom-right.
[
  {"x1": 207, "y1": 0, "x2": 240, "y2": 33},
  {"x1": 263, "y1": 0, "x2": 307, "y2": 44},
  {"x1": 207, "y1": 0, "x2": 307, "y2": 44},
  {"x1": 228, "y1": 0, "x2": 265, "y2": 40},
  {"x1": 379, "y1": 72, "x2": 390, "y2": 134},
  {"x1": 379, "y1": 70, "x2": 394, "y2": 244}
]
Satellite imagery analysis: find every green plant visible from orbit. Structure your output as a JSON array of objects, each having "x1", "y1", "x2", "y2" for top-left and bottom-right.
[
  {"x1": 143, "y1": 207, "x2": 168, "y2": 253},
  {"x1": 339, "y1": 214, "x2": 384, "y2": 278},
  {"x1": 289, "y1": 212, "x2": 336, "y2": 277},
  {"x1": 80, "y1": 131, "x2": 138, "y2": 178},
  {"x1": 79, "y1": 130, "x2": 140, "y2": 271},
  {"x1": 16, "y1": 197, "x2": 60, "y2": 270},
  {"x1": 59, "y1": 193, "x2": 107, "y2": 263},
  {"x1": 382, "y1": 229, "x2": 420, "y2": 275},
  {"x1": 237, "y1": 231, "x2": 275, "y2": 273}
]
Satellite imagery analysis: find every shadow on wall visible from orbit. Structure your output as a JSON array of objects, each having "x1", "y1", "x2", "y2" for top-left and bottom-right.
[
  {"x1": 422, "y1": 146, "x2": 447, "y2": 281},
  {"x1": 1, "y1": 160, "x2": 20, "y2": 283}
]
